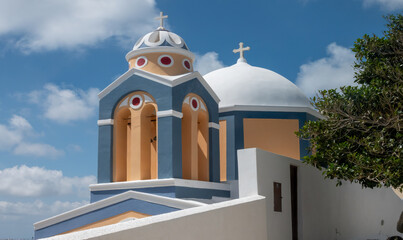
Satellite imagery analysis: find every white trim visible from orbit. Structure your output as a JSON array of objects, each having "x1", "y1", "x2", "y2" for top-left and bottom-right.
[
  {"x1": 90, "y1": 178, "x2": 231, "y2": 192},
  {"x1": 144, "y1": 31, "x2": 165, "y2": 47},
  {"x1": 126, "y1": 47, "x2": 195, "y2": 62},
  {"x1": 219, "y1": 105, "x2": 324, "y2": 119},
  {"x1": 34, "y1": 190, "x2": 206, "y2": 230},
  {"x1": 183, "y1": 96, "x2": 190, "y2": 104},
  {"x1": 97, "y1": 119, "x2": 114, "y2": 126},
  {"x1": 144, "y1": 94, "x2": 154, "y2": 103},
  {"x1": 171, "y1": 71, "x2": 220, "y2": 103},
  {"x1": 200, "y1": 101, "x2": 207, "y2": 111},
  {"x1": 165, "y1": 32, "x2": 184, "y2": 47},
  {"x1": 208, "y1": 122, "x2": 220, "y2": 129},
  {"x1": 98, "y1": 69, "x2": 220, "y2": 104},
  {"x1": 119, "y1": 97, "x2": 129, "y2": 108},
  {"x1": 157, "y1": 110, "x2": 183, "y2": 119},
  {"x1": 98, "y1": 69, "x2": 171, "y2": 99}
]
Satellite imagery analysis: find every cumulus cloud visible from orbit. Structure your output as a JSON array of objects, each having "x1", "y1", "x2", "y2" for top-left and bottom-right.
[
  {"x1": 362, "y1": 0, "x2": 403, "y2": 10},
  {"x1": 29, "y1": 84, "x2": 99, "y2": 124},
  {"x1": 0, "y1": 125, "x2": 23, "y2": 151},
  {"x1": 0, "y1": 200, "x2": 88, "y2": 219},
  {"x1": 0, "y1": 165, "x2": 94, "y2": 237},
  {"x1": 0, "y1": 115, "x2": 64, "y2": 158},
  {"x1": 194, "y1": 52, "x2": 225, "y2": 75},
  {"x1": 9, "y1": 115, "x2": 32, "y2": 131},
  {"x1": 67, "y1": 144, "x2": 83, "y2": 152},
  {"x1": 0, "y1": 0, "x2": 158, "y2": 52},
  {"x1": 13, "y1": 143, "x2": 64, "y2": 159},
  {"x1": 295, "y1": 43, "x2": 356, "y2": 97},
  {"x1": 0, "y1": 165, "x2": 96, "y2": 197}
]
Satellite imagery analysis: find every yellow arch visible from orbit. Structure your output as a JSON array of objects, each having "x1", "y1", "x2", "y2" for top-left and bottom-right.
[
  {"x1": 113, "y1": 91, "x2": 158, "y2": 182},
  {"x1": 182, "y1": 93, "x2": 209, "y2": 181}
]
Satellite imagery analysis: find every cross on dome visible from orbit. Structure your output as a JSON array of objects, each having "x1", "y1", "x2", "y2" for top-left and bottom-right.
[
  {"x1": 233, "y1": 42, "x2": 250, "y2": 63},
  {"x1": 155, "y1": 12, "x2": 168, "y2": 30}
]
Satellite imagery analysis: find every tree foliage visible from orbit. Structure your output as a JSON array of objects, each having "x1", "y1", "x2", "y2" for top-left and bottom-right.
[{"x1": 297, "y1": 14, "x2": 403, "y2": 190}]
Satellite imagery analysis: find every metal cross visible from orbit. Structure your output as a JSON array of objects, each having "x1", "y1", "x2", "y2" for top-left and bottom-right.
[
  {"x1": 233, "y1": 42, "x2": 250, "y2": 59},
  {"x1": 155, "y1": 12, "x2": 168, "y2": 29}
]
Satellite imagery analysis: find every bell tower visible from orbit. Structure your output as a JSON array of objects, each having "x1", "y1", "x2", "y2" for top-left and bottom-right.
[{"x1": 96, "y1": 12, "x2": 221, "y2": 183}]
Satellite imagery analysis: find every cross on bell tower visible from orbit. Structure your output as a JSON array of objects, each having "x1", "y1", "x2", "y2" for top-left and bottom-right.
[
  {"x1": 155, "y1": 12, "x2": 168, "y2": 30},
  {"x1": 233, "y1": 42, "x2": 250, "y2": 63}
]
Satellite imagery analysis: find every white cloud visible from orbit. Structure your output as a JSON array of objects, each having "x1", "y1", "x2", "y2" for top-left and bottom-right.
[
  {"x1": 0, "y1": 115, "x2": 64, "y2": 158},
  {"x1": 362, "y1": 0, "x2": 403, "y2": 10},
  {"x1": 0, "y1": 199, "x2": 88, "y2": 239},
  {"x1": 194, "y1": 52, "x2": 225, "y2": 75},
  {"x1": 0, "y1": 125, "x2": 23, "y2": 150},
  {"x1": 29, "y1": 84, "x2": 99, "y2": 124},
  {"x1": 0, "y1": 115, "x2": 30, "y2": 150},
  {"x1": 67, "y1": 144, "x2": 83, "y2": 152},
  {"x1": 13, "y1": 143, "x2": 64, "y2": 159},
  {"x1": 0, "y1": 165, "x2": 96, "y2": 197},
  {"x1": 295, "y1": 43, "x2": 356, "y2": 97},
  {"x1": 9, "y1": 114, "x2": 32, "y2": 131},
  {"x1": 0, "y1": 0, "x2": 158, "y2": 52},
  {"x1": 0, "y1": 200, "x2": 88, "y2": 219}
]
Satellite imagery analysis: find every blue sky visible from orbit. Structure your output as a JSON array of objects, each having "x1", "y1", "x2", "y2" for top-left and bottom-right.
[{"x1": 0, "y1": 0, "x2": 401, "y2": 238}]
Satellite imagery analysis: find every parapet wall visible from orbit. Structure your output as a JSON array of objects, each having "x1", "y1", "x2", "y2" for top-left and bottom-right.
[
  {"x1": 238, "y1": 148, "x2": 403, "y2": 240},
  {"x1": 42, "y1": 196, "x2": 268, "y2": 240}
]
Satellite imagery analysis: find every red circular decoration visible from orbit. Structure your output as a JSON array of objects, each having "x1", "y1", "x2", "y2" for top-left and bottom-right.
[
  {"x1": 137, "y1": 58, "x2": 146, "y2": 66},
  {"x1": 132, "y1": 97, "x2": 141, "y2": 106},
  {"x1": 191, "y1": 99, "x2": 198, "y2": 109},
  {"x1": 160, "y1": 56, "x2": 172, "y2": 65},
  {"x1": 184, "y1": 60, "x2": 191, "y2": 69}
]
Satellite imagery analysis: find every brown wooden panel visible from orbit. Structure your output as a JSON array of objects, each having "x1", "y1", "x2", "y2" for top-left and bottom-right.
[
  {"x1": 273, "y1": 182, "x2": 282, "y2": 212},
  {"x1": 290, "y1": 165, "x2": 298, "y2": 240}
]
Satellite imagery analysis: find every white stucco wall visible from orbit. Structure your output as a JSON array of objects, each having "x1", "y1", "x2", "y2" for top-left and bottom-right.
[
  {"x1": 43, "y1": 196, "x2": 268, "y2": 240},
  {"x1": 238, "y1": 148, "x2": 403, "y2": 240}
]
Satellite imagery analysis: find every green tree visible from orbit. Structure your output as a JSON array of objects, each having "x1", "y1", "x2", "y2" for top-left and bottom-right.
[{"x1": 297, "y1": 14, "x2": 403, "y2": 190}]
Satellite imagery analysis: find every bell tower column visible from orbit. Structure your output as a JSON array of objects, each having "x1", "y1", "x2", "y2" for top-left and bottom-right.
[{"x1": 157, "y1": 113, "x2": 183, "y2": 179}]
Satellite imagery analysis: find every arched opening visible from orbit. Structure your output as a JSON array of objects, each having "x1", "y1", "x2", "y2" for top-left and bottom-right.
[
  {"x1": 197, "y1": 110, "x2": 209, "y2": 181},
  {"x1": 140, "y1": 104, "x2": 158, "y2": 180},
  {"x1": 113, "y1": 92, "x2": 158, "y2": 182},
  {"x1": 114, "y1": 108, "x2": 130, "y2": 182},
  {"x1": 182, "y1": 94, "x2": 209, "y2": 181}
]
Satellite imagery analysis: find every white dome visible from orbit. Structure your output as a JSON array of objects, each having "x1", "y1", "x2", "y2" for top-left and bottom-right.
[
  {"x1": 204, "y1": 60, "x2": 312, "y2": 109},
  {"x1": 126, "y1": 29, "x2": 194, "y2": 62}
]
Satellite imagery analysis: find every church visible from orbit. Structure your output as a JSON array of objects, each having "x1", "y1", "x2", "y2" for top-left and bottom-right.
[{"x1": 34, "y1": 13, "x2": 402, "y2": 240}]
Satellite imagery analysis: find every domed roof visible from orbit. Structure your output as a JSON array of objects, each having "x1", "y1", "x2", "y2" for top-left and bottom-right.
[
  {"x1": 204, "y1": 60, "x2": 312, "y2": 109},
  {"x1": 126, "y1": 29, "x2": 194, "y2": 62},
  {"x1": 133, "y1": 29, "x2": 189, "y2": 51}
]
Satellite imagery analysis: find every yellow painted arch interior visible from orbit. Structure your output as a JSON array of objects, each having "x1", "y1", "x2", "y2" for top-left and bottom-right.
[
  {"x1": 182, "y1": 93, "x2": 209, "y2": 181},
  {"x1": 113, "y1": 91, "x2": 158, "y2": 182}
]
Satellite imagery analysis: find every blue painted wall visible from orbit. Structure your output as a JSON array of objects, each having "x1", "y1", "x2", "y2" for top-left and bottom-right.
[{"x1": 98, "y1": 125, "x2": 113, "y2": 183}]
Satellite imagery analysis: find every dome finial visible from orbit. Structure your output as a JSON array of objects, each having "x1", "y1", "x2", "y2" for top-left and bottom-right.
[
  {"x1": 233, "y1": 42, "x2": 250, "y2": 63},
  {"x1": 155, "y1": 11, "x2": 168, "y2": 30}
]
